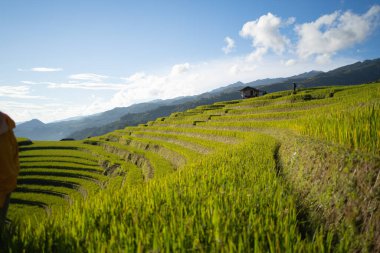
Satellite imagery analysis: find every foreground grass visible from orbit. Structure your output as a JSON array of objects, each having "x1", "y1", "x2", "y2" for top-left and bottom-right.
[{"x1": 6, "y1": 133, "x2": 342, "y2": 252}]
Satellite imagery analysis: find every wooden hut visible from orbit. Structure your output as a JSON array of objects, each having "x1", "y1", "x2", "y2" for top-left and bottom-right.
[{"x1": 240, "y1": 86, "x2": 266, "y2": 99}]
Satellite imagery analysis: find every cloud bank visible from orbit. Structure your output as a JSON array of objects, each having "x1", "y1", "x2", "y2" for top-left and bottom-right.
[
  {"x1": 0, "y1": 85, "x2": 44, "y2": 99},
  {"x1": 295, "y1": 5, "x2": 380, "y2": 61},
  {"x1": 239, "y1": 5, "x2": 380, "y2": 62}
]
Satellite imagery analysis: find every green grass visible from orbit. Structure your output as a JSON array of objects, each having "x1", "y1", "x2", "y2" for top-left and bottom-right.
[
  {"x1": 129, "y1": 131, "x2": 226, "y2": 151},
  {"x1": 7, "y1": 133, "x2": 340, "y2": 252},
  {"x1": 126, "y1": 125, "x2": 244, "y2": 141},
  {"x1": 4, "y1": 83, "x2": 380, "y2": 252},
  {"x1": 299, "y1": 100, "x2": 380, "y2": 155}
]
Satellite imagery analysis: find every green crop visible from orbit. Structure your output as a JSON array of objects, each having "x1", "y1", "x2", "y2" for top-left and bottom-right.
[
  {"x1": 3, "y1": 83, "x2": 379, "y2": 252},
  {"x1": 8, "y1": 133, "x2": 340, "y2": 252}
]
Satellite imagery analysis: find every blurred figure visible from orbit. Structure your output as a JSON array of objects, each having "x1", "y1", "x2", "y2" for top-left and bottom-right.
[{"x1": 0, "y1": 112, "x2": 19, "y2": 231}]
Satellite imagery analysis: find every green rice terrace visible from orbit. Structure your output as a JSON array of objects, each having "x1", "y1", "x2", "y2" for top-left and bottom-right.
[{"x1": 2, "y1": 83, "x2": 380, "y2": 252}]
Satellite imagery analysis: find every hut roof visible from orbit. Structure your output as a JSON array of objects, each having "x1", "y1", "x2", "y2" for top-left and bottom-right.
[{"x1": 240, "y1": 86, "x2": 260, "y2": 92}]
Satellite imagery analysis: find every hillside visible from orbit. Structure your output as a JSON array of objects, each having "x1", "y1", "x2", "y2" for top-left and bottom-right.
[
  {"x1": 4, "y1": 83, "x2": 379, "y2": 252},
  {"x1": 254, "y1": 58, "x2": 380, "y2": 92},
  {"x1": 15, "y1": 58, "x2": 380, "y2": 141}
]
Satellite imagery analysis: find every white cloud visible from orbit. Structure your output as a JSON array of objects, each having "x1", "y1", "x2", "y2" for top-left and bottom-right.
[
  {"x1": 170, "y1": 63, "x2": 191, "y2": 76},
  {"x1": 296, "y1": 5, "x2": 380, "y2": 60},
  {"x1": 222, "y1": 36, "x2": 235, "y2": 54},
  {"x1": 0, "y1": 100, "x2": 96, "y2": 123},
  {"x1": 47, "y1": 82, "x2": 125, "y2": 90},
  {"x1": 284, "y1": 59, "x2": 297, "y2": 66},
  {"x1": 285, "y1": 17, "x2": 296, "y2": 25},
  {"x1": 240, "y1": 12, "x2": 291, "y2": 61},
  {"x1": 0, "y1": 86, "x2": 45, "y2": 99},
  {"x1": 316, "y1": 54, "x2": 331, "y2": 64},
  {"x1": 0, "y1": 101, "x2": 46, "y2": 123},
  {"x1": 111, "y1": 62, "x2": 236, "y2": 108},
  {"x1": 21, "y1": 81, "x2": 38, "y2": 85},
  {"x1": 69, "y1": 73, "x2": 109, "y2": 82},
  {"x1": 18, "y1": 67, "x2": 63, "y2": 72},
  {"x1": 365, "y1": 4, "x2": 380, "y2": 19},
  {"x1": 246, "y1": 47, "x2": 268, "y2": 62},
  {"x1": 31, "y1": 67, "x2": 63, "y2": 72},
  {"x1": 123, "y1": 72, "x2": 146, "y2": 82},
  {"x1": 229, "y1": 64, "x2": 257, "y2": 75}
]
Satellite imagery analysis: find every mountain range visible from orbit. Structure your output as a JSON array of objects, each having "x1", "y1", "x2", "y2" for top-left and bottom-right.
[{"x1": 15, "y1": 58, "x2": 380, "y2": 140}]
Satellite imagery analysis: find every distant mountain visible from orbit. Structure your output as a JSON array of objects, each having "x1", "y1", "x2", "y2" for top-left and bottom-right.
[
  {"x1": 212, "y1": 70, "x2": 323, "y2": 94},
  {"x1": 255, "y1": 58, "x2": 380, "y2": 92},
  {"x1": 67, "y1": 92, "x2": 241, "y2": 140},
  {"x1": 288, "y1": 70, "x2": 324, "y2": 80},
  {"x1": 15, "y1": 119, "x2": 70, "y2": 141},
  {"x1": 18, "y1": 119, "x2": 45, "y2": 128},
  {"x1": 15, "y1": 97, "x2": 205, "y2": 140},
  {"x1": 15, "y1": 58, "x2": 380, "y2": 140},
  {"x1": 303, "y1": 59, "x2": 380, "y2": 86},
  {"x1": 15, "y1": 87, "x2": 245, "y2": 140}
]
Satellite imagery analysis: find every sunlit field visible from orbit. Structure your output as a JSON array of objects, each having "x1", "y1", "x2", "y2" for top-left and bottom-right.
[{"x1": 3, "y1": 83, "x2": 379, "y2": 252}]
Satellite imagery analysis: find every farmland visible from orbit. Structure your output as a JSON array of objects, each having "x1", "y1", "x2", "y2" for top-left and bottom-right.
[{"x1": 2, "y1": 83, "x2": 379, "y2": 252}]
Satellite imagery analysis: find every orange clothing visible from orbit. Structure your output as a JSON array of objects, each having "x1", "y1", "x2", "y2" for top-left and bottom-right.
[{"x1": 0, "y1": 113, "x2": 19, "y2": 208}]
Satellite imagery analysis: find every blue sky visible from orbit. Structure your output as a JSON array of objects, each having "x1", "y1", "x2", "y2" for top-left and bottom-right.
[{"x1": 1, "y1": 0, "x2": 380, "y2": 123}]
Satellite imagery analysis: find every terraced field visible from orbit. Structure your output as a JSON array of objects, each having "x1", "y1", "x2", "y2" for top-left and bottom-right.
[
  {"x1": 4, "y1": 83, "x2": 380, "y2": 252},
  {"x1": 9, "y1": 140, "x2": 132, "y2": 222}
]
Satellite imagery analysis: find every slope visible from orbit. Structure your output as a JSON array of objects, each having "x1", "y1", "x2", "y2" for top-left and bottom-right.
[{"x1": 4, "y1": 83, "x2": 380, "y2": 252}]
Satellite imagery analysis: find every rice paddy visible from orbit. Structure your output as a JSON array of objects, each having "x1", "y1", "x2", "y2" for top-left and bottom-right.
[{"x1": 3, "y1": 83, "x2": 379, "y2": 252}]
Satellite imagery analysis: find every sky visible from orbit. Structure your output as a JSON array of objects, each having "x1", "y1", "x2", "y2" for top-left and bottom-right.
[{"x1": 1, "y1": 0, "x2": 380, "y2": 123}]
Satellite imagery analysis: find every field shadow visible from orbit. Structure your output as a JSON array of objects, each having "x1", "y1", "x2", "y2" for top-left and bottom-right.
[
  {"x1": 14, "y1": 187, "x2": 69, "y2": 198},
  {"x1": 9, "y1": 198, "x2": 48, "y2": 209},
  {"x1": 20, "y1": 159, "x2": 98, "y2": 167},
  {"x1": 17, "y1": 178, "x2": 81, "y2": 189},
  {"x1": 19, "y1": 171, "x2": 96, "y2": 181},
  {"x1": 19, "y1": 146, "x2": 77, "y2": 152},
  {"x1": 19, "y1": 154, "x2": 97, "y2": 163},
  {"x1": 20, "y1": 164, "x2": 101, "y2": 174}
]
